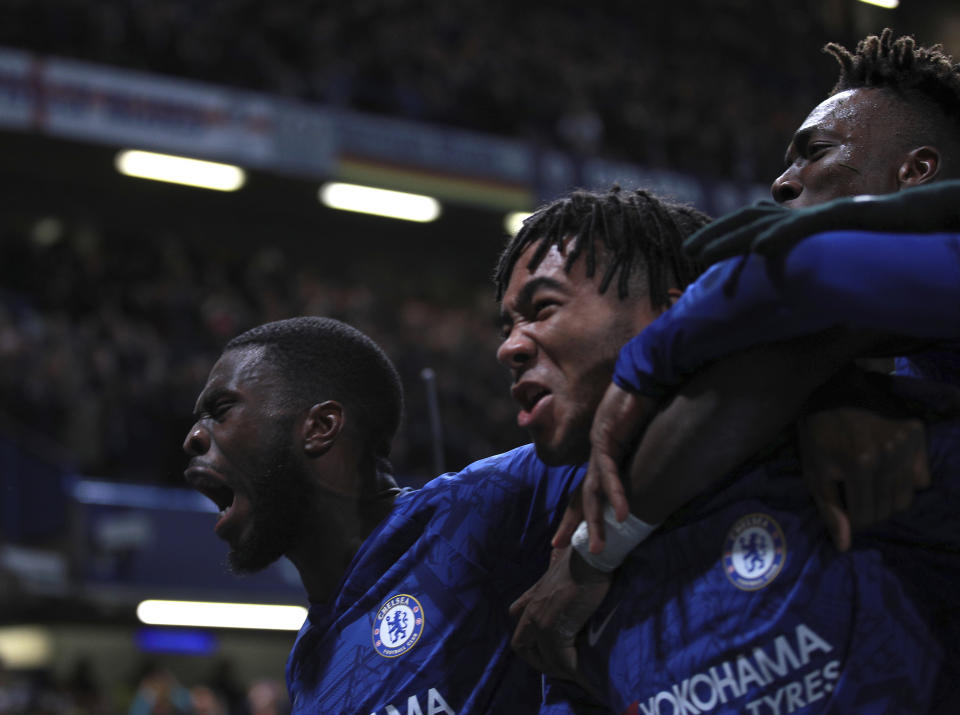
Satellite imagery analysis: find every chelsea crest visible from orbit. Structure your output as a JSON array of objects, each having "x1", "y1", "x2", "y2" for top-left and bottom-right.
[
  {"x1": 723, "y1": 513, "x2": 786, "y2": 591},
  {"x1": 373, "y1": 594, "x2": 425, "y2": 658}
]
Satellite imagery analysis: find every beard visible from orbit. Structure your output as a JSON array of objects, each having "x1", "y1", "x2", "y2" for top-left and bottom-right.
[{"x1": 228, "y1": 434, "x2": 310, "y2": 574}]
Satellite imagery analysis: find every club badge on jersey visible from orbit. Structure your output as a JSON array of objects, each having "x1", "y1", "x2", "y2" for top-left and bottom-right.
[
  {"x1": 723, "y1": 513, "x2": 786, "y2": 591},
  {"x1": 373, "y1": 594, "x2": 425, "y2": 658}
]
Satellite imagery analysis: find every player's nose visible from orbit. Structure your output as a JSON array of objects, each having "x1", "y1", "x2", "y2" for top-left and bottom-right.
[
  {"x1": 183, "y1": 422, "x2": 211, "y2": 456},
  {"x1": 771, "y1": 168, "x2": 802, "y2": 204},
  {"x1": 496, "y1": 326, "x2": 536, "y2": 370}
]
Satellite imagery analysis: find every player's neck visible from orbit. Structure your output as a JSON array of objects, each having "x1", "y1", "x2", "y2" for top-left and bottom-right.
[{"x1": 289, "y1": 481, "x2": 399, "y2": 603}]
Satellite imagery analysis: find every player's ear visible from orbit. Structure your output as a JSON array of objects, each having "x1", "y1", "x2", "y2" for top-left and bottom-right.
[
  {"x1": 898, "y1": 146, "x2": 941, "y2": 187},
  {"x1": 303, "y1": 401, "x2": 344, "y2": 457}
]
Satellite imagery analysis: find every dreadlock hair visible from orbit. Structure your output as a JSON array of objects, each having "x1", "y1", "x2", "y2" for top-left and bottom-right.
[
  {"x1": 494, "y1": 187, "x2": 711, "y2": 307},
  {"x1": 225, "y1": 317, "x2": 403, "y2": 469},
  {"x1": 825, "y1": 28, "x2": 960, "y2": 160}
]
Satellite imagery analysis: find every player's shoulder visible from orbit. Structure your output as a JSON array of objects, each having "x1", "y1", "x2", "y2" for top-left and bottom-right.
[
  {"x1": 391, "y1": 443, "x2": 581, "y2": 529},
  {"x1": 418, "y1": 444, "x2": 547, "y2": 494}
]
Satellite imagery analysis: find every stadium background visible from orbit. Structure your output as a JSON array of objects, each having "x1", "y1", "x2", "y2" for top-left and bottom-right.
[{"x1": 0, "y1": 1, "x2": 956, "y2": 712}]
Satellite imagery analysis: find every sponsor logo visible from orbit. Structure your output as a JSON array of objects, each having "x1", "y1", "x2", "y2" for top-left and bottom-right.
[
  {"x1": 624, "y1": 623, "x2": 839, "y2": 715},
  {"x1": 373, "y1": 594, "x2": 424, "y2": 658},
  {"x1": 370, "y1": 687, "x2": 455, "y2": 715},
  {"x1": 723, "y1": 513, "x2": 786, "y2": 591},
  {"x1": 587, "y1": 604, "x2": 620, "y2": 647}
]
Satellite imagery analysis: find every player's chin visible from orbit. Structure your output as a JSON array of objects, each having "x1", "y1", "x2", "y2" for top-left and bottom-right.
[
  {"x1": 227, "y1": 533, "x2": 286, "y2": 574},
  {"x1": 532, "y1": 428, "x2": 589, "y2": 467}
]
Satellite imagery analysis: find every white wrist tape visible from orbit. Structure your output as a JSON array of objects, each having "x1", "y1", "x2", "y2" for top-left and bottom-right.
[{"x1": 570, "y1": 504, "x2": 658, "y2": 572}]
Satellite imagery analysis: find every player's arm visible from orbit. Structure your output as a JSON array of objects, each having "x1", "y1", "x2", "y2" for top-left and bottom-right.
[
  {"x1": 685, "y1": 179, "x2": 960, "y2": 264},
  {"x1": 616, "y1": 229, "x2": 960, "y2": 399}
]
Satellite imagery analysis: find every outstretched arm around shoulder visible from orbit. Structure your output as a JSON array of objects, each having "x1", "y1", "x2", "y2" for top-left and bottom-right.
[{"x1": 617, "y1": 228, "x2": 960, "y2": 399}]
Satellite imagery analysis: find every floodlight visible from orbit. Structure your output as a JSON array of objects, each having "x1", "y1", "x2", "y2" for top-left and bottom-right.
[
  {"x1": 136, "y1": 599, "x2": 307, "y2": 631},
  {"x1": 319, "y1": 182, "x2": 441, "y2": 222},
  {"x1": 116, "y1": 150, "x2": 246, "y2": 191}
]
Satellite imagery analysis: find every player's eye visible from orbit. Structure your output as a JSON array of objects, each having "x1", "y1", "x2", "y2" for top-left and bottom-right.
[
  {"x1": 532, "y1": 299, "x2": 558, "y2": 320},
  {"x1": 209, "y1": 400, "x2": 233, "y2": 421}
]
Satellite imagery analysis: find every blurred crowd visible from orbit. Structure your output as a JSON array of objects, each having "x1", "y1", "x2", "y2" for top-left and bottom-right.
[
  {"x1": 0, "y1": 0, "x2": 846, "y2": 184},
  {"x1": 0, "y1": 657, "x2": 288, "y2": 714},
  {"x1": 0, "y1": 1, "x2": 872, "y2": 482},
  {"x1": 0, "y1": 213, "x2": 524, "y2": 486}
]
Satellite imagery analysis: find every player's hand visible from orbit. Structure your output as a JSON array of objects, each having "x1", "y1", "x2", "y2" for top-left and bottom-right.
[
  {"x1": 685, "y1": 180, "x2": 960, "y2": 264},
  {"x1": 509, "y1": 547, "x2": 612, "y2": 684},
  {"x1": 683, "y1": 200, "x2": 788, "y2": 262},
  {"x1": 552, "y1": 383, "x2": 657, "y2": 552},
  {"x1": 798, "y1": 407, "x2": 930, "y2": 552}
]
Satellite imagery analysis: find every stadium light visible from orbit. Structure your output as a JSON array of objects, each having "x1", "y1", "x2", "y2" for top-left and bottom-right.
[
  {"x1": 136, "y1": 599, "x2": 307, "y2": 631},
  {"x1": 504, "y1": 211, "x2": 532, "y2": 237},
  {"x1": 319, "y1": 182, "x2": 441, "y2": 222},
  {"x1": 856, "y1": 0, "x2": 899, "y2": 8},
  {"x1": 0, "y1": 627, "x2": 53, "y2": 668},
  {"x1": 115, "y1": 150, "x2": 246, "y2": 191}
]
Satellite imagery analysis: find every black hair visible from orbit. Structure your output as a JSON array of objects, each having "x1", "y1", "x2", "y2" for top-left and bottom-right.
[
  {"x1": 494, "y1": 187, "x2": 710, "y2": 306},
  {"x1": 225, "y1": 317, "x2": 403, "y2": 464},
  {"x1": 826, "y1": 28, "x2": 960, "y2": 155}
]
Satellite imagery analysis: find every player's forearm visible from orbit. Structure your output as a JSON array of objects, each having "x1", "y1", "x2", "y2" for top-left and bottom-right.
[{"x1": 623, "y1": 330, "x2": 875, "y2": 524}]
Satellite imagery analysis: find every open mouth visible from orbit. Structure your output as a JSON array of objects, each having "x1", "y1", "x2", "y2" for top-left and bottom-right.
[
  {"x1": 512, "y1": 382, "x2": 552, "y2": 428},
  {"x1": 207, "y1": 483, "x2": 235, "y2": 516},
  {"x1": 513, "y1": 382, "x2": 550, "y2": 412},
  {"x1": 185, "y1": 467, "x2": 237, "y2": 531}
]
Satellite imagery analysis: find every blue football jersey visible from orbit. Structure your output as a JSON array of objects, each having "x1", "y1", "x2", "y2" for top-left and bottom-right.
[
  {"x1": 285, "y1": 445, "x2": 582, "y2": 714},
  {"x1": 569, "y1": 416, "x2": 960, "y2": 714}
]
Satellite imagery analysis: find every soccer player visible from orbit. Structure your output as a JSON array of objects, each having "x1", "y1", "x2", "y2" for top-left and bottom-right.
[
  {"x1": 183, "y1": 316, "x2": 584, "y2": 713},
  {"x1": 182, "y1": 190, "x2": 711, "y2": 715},
  {"x1": 511, "y1": 29, "x2": 960, "y2": 713},
  {"x1": 770, "y1": 31, "x2": 960, "y2": 209}
]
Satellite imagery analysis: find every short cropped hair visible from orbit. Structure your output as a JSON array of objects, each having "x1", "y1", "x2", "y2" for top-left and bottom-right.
[
  {"x1": 826, "y1": 28, "x2": 960, "y2": 157},
  {"x1": 494, "y1": 187, "x2": 710, "y2": 307},
  {"x1": 226, "y1": 317, "x2": 403, "y2": 463}
]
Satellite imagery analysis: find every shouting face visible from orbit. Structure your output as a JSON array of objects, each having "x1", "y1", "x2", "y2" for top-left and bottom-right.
[
  {"x1": 183, "y1": 346, "x2": 309, "y2": 573},
  {"x1": 497, "y1": 241, "x2": 666, "y2": 465}
]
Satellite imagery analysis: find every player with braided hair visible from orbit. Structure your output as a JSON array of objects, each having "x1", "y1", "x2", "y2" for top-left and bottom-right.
[
  {"x1": 826, "y1": 28, "x2": 960, "y2": 140},
  {"x1": 773, "y1": 28, "x2": 960, "y2": 206},
  {"x1": 495, "y1": 186, "x2": 706, "y2": 304},
  {"x1": 494, "y1": 188, "x2": 708, "y2": 468}
]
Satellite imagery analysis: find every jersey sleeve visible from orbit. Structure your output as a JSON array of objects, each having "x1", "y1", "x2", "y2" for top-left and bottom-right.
[
  {"x1": 423, "y1": 445, "x2": 584, "y2": 590},
  {"x1": 615, "y1": 230, "x2": 960, "y2": 397}
]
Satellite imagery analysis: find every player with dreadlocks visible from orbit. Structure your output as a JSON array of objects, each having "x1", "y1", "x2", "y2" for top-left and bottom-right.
[
  {"x1": 495, "y1": 187, "x2": 705, "y2": 303},
  {"x1": 773, "y1": 27, "x2": 960, "y2": 206},
  {"x1": 510, "y1": 30, "x2": 960, "y2": 714},
  {"x1": 494, "y1": 188, "x2": 707, "y2": 468}
]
